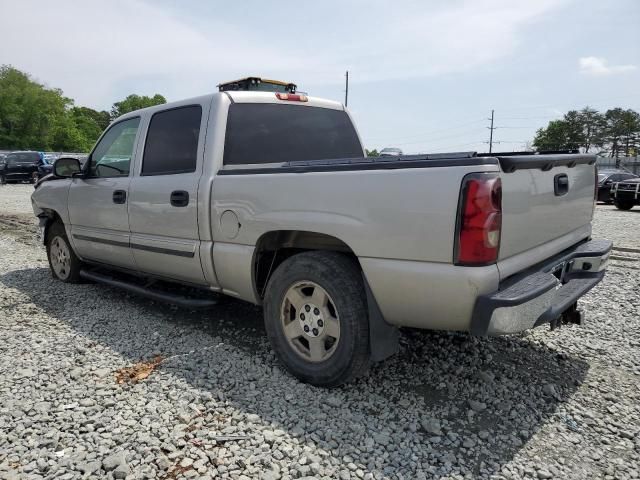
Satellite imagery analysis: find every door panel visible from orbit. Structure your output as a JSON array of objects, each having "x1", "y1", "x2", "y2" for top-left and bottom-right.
[
  {"x1": 67, "y1": 117, "x2": 141, "y2": 269},
  {"x1": 128, "y1": 104, "x2": 208, "y2": 285},
  {"x1": 129, "y1": 173, "x2": 205, "y2": 283},
  {"x1": 68, "y1": 177, "x2": 135, "y2": 268}
]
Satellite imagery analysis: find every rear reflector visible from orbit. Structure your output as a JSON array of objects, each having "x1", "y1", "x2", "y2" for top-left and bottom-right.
[
  {"x1": 275, "y1": 93, "x2": 308, "y2": 102},
  {"x1": 455, "y1": 173, "x2": 502, "y2": 266}
]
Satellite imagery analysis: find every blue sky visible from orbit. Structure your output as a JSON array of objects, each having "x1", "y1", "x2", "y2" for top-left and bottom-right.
[{"x1": 2, "y1": 0, "x2": 639, "y2": 153}]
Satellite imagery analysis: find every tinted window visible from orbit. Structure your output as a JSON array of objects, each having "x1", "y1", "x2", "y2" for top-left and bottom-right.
[
  {"x1": 621, "y1": 174, "x2": 637, "y2": 180},
  {"x1": 223, "y1": 104, "x2": 363, "y2": 165},
  {"x1": 90, "y1": 118, "x2": 140, "y2": 177},
  {"x1": 7, "y1": 152, "x2": 39, "y2": 164},
  {"x1": 142, "y1": 106, "x2": 202, "y2": 176}
]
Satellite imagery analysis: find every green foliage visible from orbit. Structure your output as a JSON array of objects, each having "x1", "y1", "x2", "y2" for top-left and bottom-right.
[
  {"x1": 365, "y1": 149, "x2": 379, "y2": 156},
  {"x1": 110, "y1": 94, "x2": 166, "y2": 119},
  {"x1": 0, "y1": 65, "x2": 167, "y2": 152},
  {"x1": 533, "y1": 106, "x2": 638, "y2": 156},
  {"x1": 0, "y1": 66, "x2": 72, "y2": 150}
]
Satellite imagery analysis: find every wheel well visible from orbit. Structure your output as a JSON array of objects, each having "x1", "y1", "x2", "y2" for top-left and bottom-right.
[
  {"x1": 254, "y1": 231, "x2": 358, "y2": 298},
  {"x1": 42, "y1": 210, "x2": 63, "y2": 245}
]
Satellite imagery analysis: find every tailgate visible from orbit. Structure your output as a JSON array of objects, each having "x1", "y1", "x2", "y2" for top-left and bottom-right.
[{"x1": 497, "y1": 154, "x2": 596, "y2": 263}]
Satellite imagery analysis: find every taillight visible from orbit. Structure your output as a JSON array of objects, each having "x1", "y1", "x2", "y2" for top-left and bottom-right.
[
  {"x1": 455, "y1": 173, "x2": 502, "y2": 266},
  {"x1": 275, "y1": 93, "x2": 308, "y2": 102}
]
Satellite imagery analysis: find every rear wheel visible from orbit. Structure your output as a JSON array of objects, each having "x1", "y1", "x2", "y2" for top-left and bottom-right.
[
  {"x1": 46, "y1": 222, "x2": 83, "y2": 283},
  {"x1": 263, "y1": 251, "x2": 370, "y2": 387},
  {"x1": 614, "y1": 199, "x2": 634, "y2": 211},
  {"x1": 30, "y1": 171, "x2": 39, "y2": 183},
  {"x1": 0, "y1": 174, "x2": 6, "y2": 185}
]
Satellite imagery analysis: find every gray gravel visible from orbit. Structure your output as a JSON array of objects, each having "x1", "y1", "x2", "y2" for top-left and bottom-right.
[{"x1": 1, "y1": 184, "x2": 639, "y2": 480}]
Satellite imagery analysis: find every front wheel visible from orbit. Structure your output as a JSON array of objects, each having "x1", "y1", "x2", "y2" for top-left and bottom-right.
[
  {"x1": 46, "y1": 222, "x2": 83, "y2": 283},
  {"x1": 614, "y1": 199, "x2": 634, "y2": 211},
  {"x1": 263, "y1": 251, "x2": 370, "y2": 387}
]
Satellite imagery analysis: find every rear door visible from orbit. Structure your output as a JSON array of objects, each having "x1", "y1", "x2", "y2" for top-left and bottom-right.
[
  {"x1": 497, "y1": 155, "x2": 595, "y2": 262},
  {"x1": 128, "y1": 103, "x2": 209, "y2": 285},
  {"x1": 67, "y1": 117, "x2": 141, "y2": 269}
]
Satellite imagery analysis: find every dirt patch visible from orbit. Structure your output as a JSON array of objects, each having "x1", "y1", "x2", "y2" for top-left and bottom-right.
[{"x1": 0, "y1": 213, "x2": 40, "y2": 245}]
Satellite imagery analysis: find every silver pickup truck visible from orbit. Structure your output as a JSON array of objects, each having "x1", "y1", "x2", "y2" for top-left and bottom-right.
[{"x1": 32, "y1": 91, "x2": 612, "y2": 386}]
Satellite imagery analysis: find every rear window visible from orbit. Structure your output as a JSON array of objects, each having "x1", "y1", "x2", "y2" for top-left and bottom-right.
[
  {"x1": 223, "y1": 104, "x2": 363, "y2": 165},
  {"x1": 7, "y1": 152, "x2": 39, "y2": 164},
  {"x1": 142, "y1": 105, "x2": 202, "y2": 176}
]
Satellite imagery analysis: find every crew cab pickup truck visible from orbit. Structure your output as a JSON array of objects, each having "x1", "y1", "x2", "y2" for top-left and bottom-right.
[{"x1": 31, "y1": 91, "x2": 612, "y2": 386}]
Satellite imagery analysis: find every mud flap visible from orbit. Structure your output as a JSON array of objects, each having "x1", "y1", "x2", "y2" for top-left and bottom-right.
[{"x1": 363, "y1": 276, "x2": 399, "y2": 362}]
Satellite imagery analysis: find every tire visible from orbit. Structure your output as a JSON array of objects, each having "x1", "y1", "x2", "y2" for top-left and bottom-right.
[
  {"x1": 30, "y1": 171, "x2": 39, "y2": 184},
  {"x1": 614, "y1": 200, "x2": 634, "y2": 211},
  {"x1": 46, "y1": 222, "x2": 83, "y2": 283},
  {"x1": 263, "y1": 251, "x2": 370, "y2": 387},
  {"x1": 0, "y1": 174, "x2": 6, "y2": 185}
]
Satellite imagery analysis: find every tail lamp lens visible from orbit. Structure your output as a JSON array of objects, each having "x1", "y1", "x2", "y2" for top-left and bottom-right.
[{"x1": 455, "y1": 174, "x2": 502, "y2": 265}]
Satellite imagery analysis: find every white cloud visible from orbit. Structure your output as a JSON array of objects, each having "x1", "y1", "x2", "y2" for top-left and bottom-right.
[
  {"x1": 0, "y1": 0, "x2": 569, "y2": 108},
  {"x1": 579, "y1": 56, "x2": 637, "y2": 76}
]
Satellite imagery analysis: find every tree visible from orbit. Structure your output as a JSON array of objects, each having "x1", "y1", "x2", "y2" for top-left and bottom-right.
[
  {"x1": 532, "y1": 106, "x2": 636, "y2": 155},
  {"x1": 110, "y1": 94, "x2": 166, "y2": 119},
  {"x1": 532, "y1": 120, "x2": 573, "y2": 151},
  {"x1": 365, "y1": 149, "x2": 379, "y2": 156},
  {"x1": 602, "y1": 108, "x2": 640, "y2": 159},
  {"x1": 578, "y1": 107, "x2": 606, "y2": 153},
  {"x1": 0, "y1": 65, "x2": 72, "y2": 150}
]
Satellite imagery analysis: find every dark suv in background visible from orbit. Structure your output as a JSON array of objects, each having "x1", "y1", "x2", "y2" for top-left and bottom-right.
[
  {"x1": 0, "y1": 151, "x2": 51, "y2": 184},
  {"x1": 597, "y1": 169, "x2": 638, "y2": 203}
]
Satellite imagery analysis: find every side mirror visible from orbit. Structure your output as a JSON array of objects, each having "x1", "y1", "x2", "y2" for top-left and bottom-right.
[{"x1": 53, "y1": 157, "x2": 82, "y2": 178}]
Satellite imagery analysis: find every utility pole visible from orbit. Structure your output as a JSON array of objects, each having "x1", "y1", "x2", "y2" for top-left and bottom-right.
[
  {"x1": 344, "y1": 70, "x2": 349, "y2": 107},
  {"x1": 487, "y1": 109, "x2": 496, "y2": 153}
]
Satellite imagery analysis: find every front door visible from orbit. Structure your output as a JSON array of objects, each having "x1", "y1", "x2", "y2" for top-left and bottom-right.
[
  {"x1": 67, "y1": 117, "x2": 141, "y2": 269},
  {"x1": 128, "y1": 104, "x2": 208, "y2": 285}
]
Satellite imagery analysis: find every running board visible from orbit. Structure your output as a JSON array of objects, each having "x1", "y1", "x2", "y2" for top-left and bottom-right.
[{"x1": 79, "y1": 270, "x2": 218, "y2": 308}]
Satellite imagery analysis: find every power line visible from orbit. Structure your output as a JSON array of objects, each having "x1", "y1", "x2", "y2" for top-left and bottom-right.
[{"x1": 366, "y1": 118, "x2": 485, "y2": 143}]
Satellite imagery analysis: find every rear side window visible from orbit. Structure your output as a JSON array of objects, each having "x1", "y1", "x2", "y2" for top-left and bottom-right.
[
  {"x1": 223, "y1": 104, "x2": 363, "y2": 165},
  {"x1": 142, "y1": 105, "x2": 202, "y2": 176}
]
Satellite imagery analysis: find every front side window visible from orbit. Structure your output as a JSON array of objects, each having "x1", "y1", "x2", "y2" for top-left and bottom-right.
[
  {"x1": 90, "y1": 117, "x2": 140, "y2": 177},
  {"x1": 223, "y1": 104, "x2": 363, "y2": 165},
  {"x1": 142, "y1": 106, "x2": 202, "y2": 176}
]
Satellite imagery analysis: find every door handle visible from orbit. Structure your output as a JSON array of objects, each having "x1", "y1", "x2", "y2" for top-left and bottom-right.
[
  {"x1": 170, "y1": 190, "x2": 189, "y2": 207},
  {"x1": 113, "y1": 190, "x2": 127, "y2": 204},
  {"x1": 554, "y1": 174, "x2": 569, "y2": 196}
]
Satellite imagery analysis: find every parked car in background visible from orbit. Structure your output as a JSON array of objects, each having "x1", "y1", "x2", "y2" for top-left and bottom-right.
[
  {"x1": 597, "y1": 169, "x2": 638, "y2": 203},
  {"x1": 611, "y1": 177, "x2": 640, "y2": 210},
  {"x1": 380, "y1": 147, "x2": 403, "y2": 156},
  {"x1": 0, "y1": 151, "x2": 48, "y2": 184}
]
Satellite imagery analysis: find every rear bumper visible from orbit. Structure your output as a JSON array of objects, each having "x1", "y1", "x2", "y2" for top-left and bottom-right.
[{"x1": 470, "y1": 239, "x2": 612, "y2": 335}]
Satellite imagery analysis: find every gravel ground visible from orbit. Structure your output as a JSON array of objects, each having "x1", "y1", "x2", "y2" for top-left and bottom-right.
[{"x1": 0, "y1": 183, "x2": 639, "y2": 480}]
